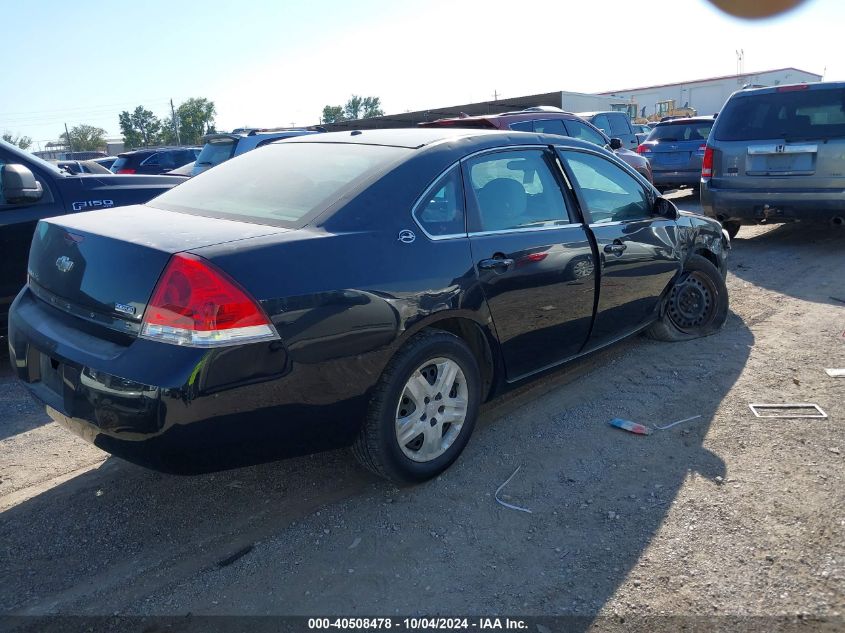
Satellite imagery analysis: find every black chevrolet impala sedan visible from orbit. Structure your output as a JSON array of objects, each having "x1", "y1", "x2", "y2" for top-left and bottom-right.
[{"x1": 8, "y1": 129, "x2": 730, "y2": 482}]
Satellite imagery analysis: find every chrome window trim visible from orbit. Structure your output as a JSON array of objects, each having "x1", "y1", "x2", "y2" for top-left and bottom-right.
[
  {"x1": 468, "y1": 223, "x2": 580, "y2": 238},
  {"x1": 410, "y1": 162, "x2": 468, "y2": 242}
]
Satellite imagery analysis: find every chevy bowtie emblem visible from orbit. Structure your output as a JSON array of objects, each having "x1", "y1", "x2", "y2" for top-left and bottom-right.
[{"x1": 55, "y1": 256, "x2": 75, "y2": 273}]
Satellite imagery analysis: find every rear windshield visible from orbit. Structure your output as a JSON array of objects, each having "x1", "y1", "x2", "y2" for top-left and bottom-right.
[
  {"x1": 196, "y1": 139, "x2": 236, "y2": 168},
  {"x1": 648, "y1": 122, "x2": 712, "y2": 142},
  {"x1": 715, "y1": 87, "x2": 845, "y2": 141},
  {"x1": 110, "y1": 156, "x2": 129, "y2": 172},
  {"x1": 148, "y1": 142, "x2": 410, "y2": 227}
]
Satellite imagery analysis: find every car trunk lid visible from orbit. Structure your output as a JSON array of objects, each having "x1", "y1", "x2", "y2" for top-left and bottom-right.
[{"x1": 27, "y1": 205, "x2": 286, "y2": 333}]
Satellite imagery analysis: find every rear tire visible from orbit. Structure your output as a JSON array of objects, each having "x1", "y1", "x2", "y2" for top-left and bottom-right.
[
  {"x1": 646, "y1": 255, "x2": 729, "y2": 342},
  {"x1": 723, "y1": 220, "x2": 741, "y2": 239},
  {"x1": 352, "y1": 330, "x2": 481, "y2": 483}
]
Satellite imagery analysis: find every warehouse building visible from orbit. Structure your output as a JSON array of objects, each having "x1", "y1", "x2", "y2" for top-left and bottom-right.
[{"x1": 598, "y1": 67, "x2": 822, "y2": 119}]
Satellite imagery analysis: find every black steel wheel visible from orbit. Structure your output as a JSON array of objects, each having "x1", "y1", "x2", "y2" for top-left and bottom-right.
[{"x1": 646, "y1": 254, "x2": 729, "y2": 342}]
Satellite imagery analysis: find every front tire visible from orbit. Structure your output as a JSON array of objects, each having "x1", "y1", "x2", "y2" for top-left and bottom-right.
[
  {"x1": 352, "y1": 330, "x2": 481, "y2": 483},
  {"x1": 646, "y1": 254, "x2": 729, "y2": 342}
]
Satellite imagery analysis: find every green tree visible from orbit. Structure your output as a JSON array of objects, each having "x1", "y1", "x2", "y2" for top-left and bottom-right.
[
  {"x1": 344, "y1": 95, "x2": 364, "y2": 120},
  {"x1": 1, "y1": 132, "x2": 32, "y2": 150},
  {"x1": 60, "y1": 124, "x2": 106, "y2": 152},
  {"x1": 321, "y1": 105, "x2": 344, "y2": 124},
  {"x1": 329, "y1": 95, "x2": 384, "y2": 122},
  {"x1": 361, "y1": 96, "x2": 384, "y2": 118},
  {"x1": 176, "y1": 97, "x2": 216, "y2": 145},
  {"x1": 118, "y1": 105, "x2": 162, "y2": 148}
]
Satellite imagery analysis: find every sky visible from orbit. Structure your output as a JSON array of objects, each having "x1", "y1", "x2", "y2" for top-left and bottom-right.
[{"x1": 1, "y1": 0, "x2": 841, "y2": 150}]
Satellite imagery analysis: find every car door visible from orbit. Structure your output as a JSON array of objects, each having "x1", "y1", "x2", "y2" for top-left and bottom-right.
[
  {"x1": 557, "y1": 148, "x2": 681, "y2": 347},
  {"x1": 464, "y1": 147, "x2": 597, "y2": 380},
  {"x1": 0, "y1": 152, "x2": 63, "y2": 323}
]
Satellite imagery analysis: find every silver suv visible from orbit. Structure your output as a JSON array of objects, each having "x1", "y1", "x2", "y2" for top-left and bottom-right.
[{"x1": 701, "y1": 81, "x2": 845, "y2": 237}]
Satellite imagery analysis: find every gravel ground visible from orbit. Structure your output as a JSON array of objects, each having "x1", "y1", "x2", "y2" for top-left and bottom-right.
[{"x1": 1, "y1": 192, "x2": 843, "y2": 631}]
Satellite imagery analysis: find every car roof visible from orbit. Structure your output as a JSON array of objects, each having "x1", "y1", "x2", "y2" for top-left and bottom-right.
[
  {"x1": 278, "y1": 127, "x2": 606, "y2": 154},
  {"x1": 576, "y1": 111, "x2": 620, "y2": 117},
  {"x1": 733, "y1": 81, "x2": 843, "y2": 98},
  {"x1": 652, "y1": 116, "x2": 715, "y2": 125},
  {"x1": 119, "y1": 147, "x2": 199, "y2": 156}
]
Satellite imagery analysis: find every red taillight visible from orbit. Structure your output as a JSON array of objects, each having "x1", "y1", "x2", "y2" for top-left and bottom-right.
[
  {"x1": 637, "y1": 144, "x2": 651, "y2": 155},
  {"x1": 141, "y1": 253, "x2": 277, "y2": 347},
  {"x1": 117, "y1": 168, "x2": 136, "y2": 174},
  {"x1": 701, "y1": 146, "x2": 714, "y2": 179}
]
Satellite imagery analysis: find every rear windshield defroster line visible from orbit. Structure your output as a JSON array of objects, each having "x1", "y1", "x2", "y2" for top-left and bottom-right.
[{"x1": 148, "y1": 142, "x2": 412, "y2": 228}]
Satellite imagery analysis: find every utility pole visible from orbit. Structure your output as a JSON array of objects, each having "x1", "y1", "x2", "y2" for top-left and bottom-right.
[
  {"x1": 64, "y1": 123, "x2": 74, "y2": 153},
  {"x1": 493, "y1": 90, "x2": 499, "y2": 101},
  {"x1": 170, "y1": 99, "x2": 181, "y2": 145}
]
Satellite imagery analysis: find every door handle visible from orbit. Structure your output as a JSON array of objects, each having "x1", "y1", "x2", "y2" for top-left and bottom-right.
[
  {"x1": 603, "y1": 241, "x2": 627, "y2": 255},
  {"x1": 478, "y1": 258, "x2": 514, "y2": 270}
]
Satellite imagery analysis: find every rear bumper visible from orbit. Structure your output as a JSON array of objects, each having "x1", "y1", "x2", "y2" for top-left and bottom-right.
[
  {"x1": 8, "y1": 288, "x2": 368, "y2": 473},
  {"x1": 701, "y1": 182, "x2": 845, "y2": 224},
  {"x1": 652, "y1": 170, "x2": 700, "y2": 187}
]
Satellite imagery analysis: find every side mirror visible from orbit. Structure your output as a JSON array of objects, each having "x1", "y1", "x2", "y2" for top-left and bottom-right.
[
  {"x1": 1, "y1": 164, "x2": 43, "y2": 204},
  {"x1": 653, "y1": 195, "x2": 679, "y2": 220},
  {"x1": 609, "y1": 138, "x2": 623, "y2": 150}
]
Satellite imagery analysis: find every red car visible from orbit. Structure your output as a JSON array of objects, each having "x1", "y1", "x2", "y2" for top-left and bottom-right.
[{"x1": 420, "y1": 108, "x2": 653, "y2": 184}]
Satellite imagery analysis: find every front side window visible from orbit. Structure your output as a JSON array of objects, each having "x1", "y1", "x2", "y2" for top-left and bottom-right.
[
  {"x1": 608, "y1": 113, "x2": 632, "y2": 136},
  {"x1": 413, "y1": 166, "x2": 465, "y2": 237},
  {"x1": 591, "y1": 114, "x2": 611, "y2": 136},
  {"x1": 466, "y1": 149, "x2": 569, "y2": 232},
  {"x1": 561, "y1": 151, "x2": 651, "y2": 224},
  {"x1": 564, "y1": 120, "x2": 608, "y2": 148}
]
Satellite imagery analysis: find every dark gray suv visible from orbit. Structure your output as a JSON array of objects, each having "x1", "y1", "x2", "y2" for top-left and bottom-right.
[{"x1": 701, "y1": 81, "x2": 845, "y2": 238}]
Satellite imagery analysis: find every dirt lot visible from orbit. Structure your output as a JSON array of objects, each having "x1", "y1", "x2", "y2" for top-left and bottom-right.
[{"x1": 1, "y1": 192, "x2": 844, "y2": 630}]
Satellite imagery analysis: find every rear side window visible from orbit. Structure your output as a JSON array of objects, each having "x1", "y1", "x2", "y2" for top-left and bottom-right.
[
  {"x1": 149, "y1": 142, "x2": 411, "y2": 227},
  {"x1": 413, "y1": 166, "x2": 465, "y2": 237},
  {"x1": 466, "y1": 150, "x2": 570, "y2": 232},
  {"x1": 532, "y1": 119, "x2": 567, "y2": 136},
  {"x1": 608, "y1": 113, "x2": 632, "y2": 136},
  {"x1": 648, "y1": 122, "x2": 713, "y2": 142},
  {"x1": 715, "y1": 87, "x2": 845, "y2": 141},
  {"x1": 509, "y1": 121, "x2": 534, "y2": 132}
]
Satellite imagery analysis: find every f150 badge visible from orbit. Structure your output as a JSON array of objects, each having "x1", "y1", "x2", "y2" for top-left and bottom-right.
[{"x1": 72, "y1": 199, "x2": 114, "y2": 211}]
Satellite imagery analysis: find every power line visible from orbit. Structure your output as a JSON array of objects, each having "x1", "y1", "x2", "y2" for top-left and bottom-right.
[{"x1": 0, "y1": 98, "x2": 173, "y2": 118}]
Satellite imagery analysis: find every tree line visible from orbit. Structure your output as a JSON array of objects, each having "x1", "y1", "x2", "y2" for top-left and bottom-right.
[
  {"x1": 3, "y1": 93, "x2": 384, "y2": 154},
  {"x1": 322, "y1": 95, "x2": 384, "y2": 124}
]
